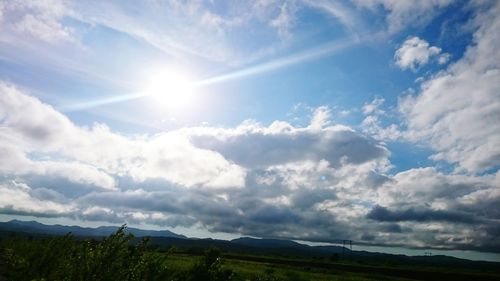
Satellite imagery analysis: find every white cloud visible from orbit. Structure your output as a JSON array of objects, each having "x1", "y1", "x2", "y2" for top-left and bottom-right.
[
  {"x1": 66, "y1": 0, "x2": 301, "y2": 64},
  {"x1": 0, "y1": 0, "x2": 74, "y2": 44},
  {"x1": 0, "y1": 83, "x2": 115, "y2": 190},
  {"x1": 361, "y1": 97, "x2": 404, "y2": 141},
  {"x1": 377, "y1": 167, "x2": 489, "y2": 207},
  {"x1": 186, "y1": 110, "x2": 388, "y2": 169},
  {"x1": 127, "y1": 133, "x2": 246, "y2": 188},
  {"x1": 361, "y1": 115, "x2": 403, "y2": 141},
  {"x1": 0, "y1": 81, "x2": 245, "y2": 189},
  {"x1": 309, "y1": 106, "x2": 331, "y2": 129},
  {"x1": 0, "y1": 82, "x2": 79, "y2": 151},
  {"x1": 399, "y1": 2, "x2": 500, "y2": 173},
  {"x1": 270, "y1": 2, "x2": 297, "y2": 39},
  {"x1": 13, "y1": 13, "x2": 74, "y2": 43},
  {"x1": 0, "y1": 143, "x2": 116, "y2": 190},
  {"x1": 0, "y1": 0, "x2": 368, "y2": 67},
  {"x1": 302, "y1": 0, "x2": 361, "y2": 31},
  {"x1": 362, "y1": 97, "x2": 385, "y2": 115},
  {"x1": 0, "y1": 181, "x2": 75, "y2": 216},
  {"x1": 394, "y1": 36, "x2": 443, "y2": 71},
  {"x1": 438, "y1": 53, "x2": 451, "y2": 64},
  {"x1": 39, "y1": 162, "x2": 116, "y2": 190}
]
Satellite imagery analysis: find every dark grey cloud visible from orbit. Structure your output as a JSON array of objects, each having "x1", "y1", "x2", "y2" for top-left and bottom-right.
[
  {"x1": 0, "y1": 208, "x2": 71, "y2": 218},
  {"x1": 379, "y1": 223, "x2": 403, "y2": 233},
  {"x1": 367, "y1": 205, "x2": 478, "y2": 224},
  {"x1": 291, "y1": 188, "x2": 337, "y2": 209},
  {"x1": 190, "y1": 127, "x2": 388, "y2": 168},
  {"x1": 80, "y1": 190, "x2": 183, "y2": 214}
]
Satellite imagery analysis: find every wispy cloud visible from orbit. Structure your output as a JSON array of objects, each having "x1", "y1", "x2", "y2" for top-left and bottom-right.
[
  {"x1": 302, "y1": 0, "x2": 363, "y2": 32},
  {"x1": 352, "y1": 0, "x2": 453, "y2": 33}
]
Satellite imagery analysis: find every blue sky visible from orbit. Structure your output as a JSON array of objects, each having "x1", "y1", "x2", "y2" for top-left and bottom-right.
[{"x1": 0, "y1": 1, "x2": 499, "y2": 261}]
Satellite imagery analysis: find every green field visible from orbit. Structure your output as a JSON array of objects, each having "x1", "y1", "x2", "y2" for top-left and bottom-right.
[
  {"x1": 164, "y1": 253, "x2": 412, "y2": 281},
  {"x1": 163, "y1": 252, "x2": 500, "y2": 281}
]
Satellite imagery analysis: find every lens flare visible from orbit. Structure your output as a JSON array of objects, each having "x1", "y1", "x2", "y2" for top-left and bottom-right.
[{"x1": 145, "y1": 70, "x2": 194, "y2": 109}]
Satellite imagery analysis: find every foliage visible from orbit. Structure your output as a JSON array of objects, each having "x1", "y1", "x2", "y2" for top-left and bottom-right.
[
  {"x1": 0, "y1": 226, "x2": 170, "y2": 281},
  {"x1": 185, "y1": 246, "x2": 234, "y2": 281}
]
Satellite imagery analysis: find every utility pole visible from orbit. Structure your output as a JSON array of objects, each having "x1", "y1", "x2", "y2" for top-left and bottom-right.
[
  {"x1": 349, "y1": 240, "x2": 352, "y2": 256},
  {"x1": 341, "y1": 240, "x2": 352, "y2": 259},
  {"x1": 342, "y1": 240, "x2": 345, "y2": 259}
]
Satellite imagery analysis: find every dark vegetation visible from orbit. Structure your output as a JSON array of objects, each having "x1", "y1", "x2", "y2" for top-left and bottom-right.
[
  {"x1": 0, "y1": 226, "x2": 171, "y2": 281},
  {"x1": 0, "y1": 223, "x2": 499, "y2": 281}
]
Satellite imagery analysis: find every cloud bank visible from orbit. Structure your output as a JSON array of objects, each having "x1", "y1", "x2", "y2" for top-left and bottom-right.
[{"x1": 1, "y1": 79, "x2": 499, "y2": 252}]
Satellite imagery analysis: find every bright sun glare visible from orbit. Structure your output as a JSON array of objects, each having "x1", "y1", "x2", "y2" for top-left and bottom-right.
[{"x1": 144, "y1": 70, "x2": 195, "y2": 109}]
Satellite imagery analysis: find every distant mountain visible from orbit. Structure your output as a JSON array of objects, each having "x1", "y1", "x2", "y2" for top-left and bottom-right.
[
  {"x1": 141, "y1": 236, "x2": 499, "y2": 271},
  {"x1": 0, "y1": 219, "x2": 186, "y2": 239}
]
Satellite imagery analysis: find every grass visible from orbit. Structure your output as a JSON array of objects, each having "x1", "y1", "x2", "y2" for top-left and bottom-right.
[{"x1": 166, "y1": 253, "x2": 412, "y2": 281}]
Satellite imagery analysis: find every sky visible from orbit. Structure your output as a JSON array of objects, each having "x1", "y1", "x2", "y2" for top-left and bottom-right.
[{"x1": 0, "y1": 0, "x2": 499, "y2": 262}]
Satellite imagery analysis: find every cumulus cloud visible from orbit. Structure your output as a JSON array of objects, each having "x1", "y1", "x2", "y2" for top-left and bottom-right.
[
  {"x1": 0, "y1": 82, "x2": 77, "y2": 150},
  {"x1": 127, "y1": 133, "x2": 246, "y2": 188},
  {"x1": 399, "y1": 2, "x2": 500, "y2": 172},
  {"x1": 394, "y1": 37, "x2": 447, "y2": 71},
  {"x1": 0, "y1": 83, "x2": 115, "y2": 190},
  {"x1": 363, "y1": 2, "x2": 499, "y2": 173},
  {"x1": 0, "y1": 181, "x2": 75, "y2": 217},
  {"x1": 187, "y1": 117, "x2": 388, "y2": 169},
  {"x1": 361, "y1": 97, "x2": 404, "y2": 141},
  {"x1": 0, "y1": 82, "x2": 245, "y2": 190},
  {"x1": 370, "y1": 168, "x2": 499, "y2": 251},
  {"x1": 361, "y1": 116, "x2": 403, "y2": 142}
]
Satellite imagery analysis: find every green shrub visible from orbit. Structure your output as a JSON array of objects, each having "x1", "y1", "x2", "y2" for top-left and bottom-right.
[
  {"x1": 0, "y1": 225, "x2": 170, "y2": 281},
  {"x1": 186, "y1": 247, "x2": 234, "y2": 281}
]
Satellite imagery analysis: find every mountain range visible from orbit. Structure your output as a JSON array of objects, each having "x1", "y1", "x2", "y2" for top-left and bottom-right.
[{"x1": 0, "y1": 219, "x2": 185, "y2": 239}]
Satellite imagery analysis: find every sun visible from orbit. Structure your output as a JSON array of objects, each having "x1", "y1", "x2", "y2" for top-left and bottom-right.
[{"x1": 144, "y1": 70, "x2": 195, "y2": 109}]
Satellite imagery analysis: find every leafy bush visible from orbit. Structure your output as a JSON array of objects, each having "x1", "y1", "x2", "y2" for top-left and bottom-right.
[
  {"x1": 186, "y1": 247, "x2": 234, "y2": 281},
  {"x1": 0, "y1": 225, "x2": 170, "y2": 281}
]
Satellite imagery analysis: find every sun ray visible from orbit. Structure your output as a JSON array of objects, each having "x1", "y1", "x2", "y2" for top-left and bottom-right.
[{"x1": 59, "y1": 35, "x2": 366, "y2": 112}]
